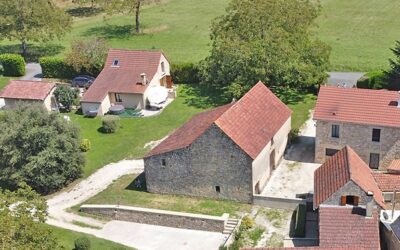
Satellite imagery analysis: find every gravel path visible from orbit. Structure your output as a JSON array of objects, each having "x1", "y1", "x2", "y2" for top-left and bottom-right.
[{"x1": 19, "y1": 63, "x2": 42, "y2": 81}]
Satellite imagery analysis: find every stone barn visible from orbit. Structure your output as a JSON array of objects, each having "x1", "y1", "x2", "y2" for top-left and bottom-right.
[{"x1": 144, "y1": 82, "x2": 292, "y2": 203}]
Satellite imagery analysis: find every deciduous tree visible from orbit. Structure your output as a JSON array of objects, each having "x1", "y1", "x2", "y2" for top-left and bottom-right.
[
  {"x1": 201, "y1": 0, "x2": 331, "y2": 99},
  {"x1": 0, "y1": 0, "x2": 72, "y2": 59},
  {"x1": 54, "y1": 86, "x2": 80, "y2": 111}
]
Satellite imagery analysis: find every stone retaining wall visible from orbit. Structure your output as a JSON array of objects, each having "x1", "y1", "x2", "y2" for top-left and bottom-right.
[
  {"x1": 80, "y1": 204, "x2": 229, "y2": 232},
  {"x1": 253, "y1": 195, "x2": 303, "y2": 209}
]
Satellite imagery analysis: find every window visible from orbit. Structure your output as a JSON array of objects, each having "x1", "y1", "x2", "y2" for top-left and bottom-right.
[
  {"x1": 215, "y1": 186, "x2": 220, "y2": 193},
  {"x1": 115, "y1": 93, "x2": 122, "y2": 102},
  {"x1": 340, "y1": 195, "x2": 360, "y2": 206},
  {"x1": 372, "y1": 128, "x2": 381, "y2": 142},
  {"x1": 369, "y1": 153, "x2": 380, "y2": 169},
  {"x1": 161, "y1": 61, "x2": 165, "y2": 73},
  {"x1": 331, "y1": 124, "x2": 340, "y2": 138},
  {"x1": 112, "y1": 59, "x2": 119, "y2": 66},
  {"x1": 161, "y1": 159, "x2": 166, "y2": 167},
  {"x1": 325, "y1": 148, "x2": 339, "y2": 156}
]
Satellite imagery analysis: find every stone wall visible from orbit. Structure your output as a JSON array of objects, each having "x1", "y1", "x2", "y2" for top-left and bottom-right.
[
  {"x1": 80, "y1": 204, "x2": 228, "y2": 232},
  {"x1": 145, "y1": 124, "x2": 254, "y2": 203},
  {"x1": 315, "y1": 120, "x2": 400, "y2": 167},
  {"x1": 322, "y1": 181, "x2": 376, "y2": 207},
  {"x1": 253, "y1": 194, "x2": 303, "y2": 209}
]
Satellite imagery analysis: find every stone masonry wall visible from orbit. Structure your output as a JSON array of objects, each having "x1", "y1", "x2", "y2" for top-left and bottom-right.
[
  {"x1": 80, "y1": 204, "x2": 228, "y2": 232},
  {"x1": 322, "y1": 181, "x2": 377, "y2": 207},
  {"x1": 315, "y1": 120, "x2": 400, "y2": 167},
  {"x1": 145, "y1": 124, "x2": 254, "y2": 203}
]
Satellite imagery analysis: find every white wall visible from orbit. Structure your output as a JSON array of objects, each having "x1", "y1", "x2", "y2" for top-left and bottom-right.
[
  {"x1": 251, "y1": 117, "x2": 291, "y2": 194},
  {"x1": 81, "y1": 102, "x2": 101, "y2": 115},
  {"x1": 43, "y1": 88, "x2": 56, "y2": 111},
  {"x1": 109, "y1": 93, "x2": 144, "y2": 109}
]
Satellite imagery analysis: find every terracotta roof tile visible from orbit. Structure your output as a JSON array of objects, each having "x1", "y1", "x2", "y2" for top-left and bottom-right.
[
  {"x1": 82, "y1": 49, "x2": 165, "y2": 102},
  {"x1": 372, "y1": 172, "x2": 400, "y2": 192},
  {"x1": 314, "y1": 86, "x2": 400, "y2": 127},
  {"x1": 314, "y1": 146, "x2": 386, "y2": 209},
  {"x1": 387, "y1": 159, "x2": 400, "y2": 173},
  {"x1": 319, "y1": 206, "x2": 380, "y2": 250},
  {"x1": 0, "y1": 80, "x2": 55, "y2": 101},
  {"x1": 146, "y1": 82, "x2": 291, "y2": 159}
]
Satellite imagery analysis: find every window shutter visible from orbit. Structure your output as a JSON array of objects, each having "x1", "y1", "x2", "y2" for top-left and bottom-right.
[
  {"x1": 354, "y1": 196, "x2": 360, "y2": 206},
  {"x1": 341, "y1": 196, "x2": 346, "y2": 205}
]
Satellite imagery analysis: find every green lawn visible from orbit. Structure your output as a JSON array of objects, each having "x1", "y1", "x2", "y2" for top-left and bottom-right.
[
  {"x1": 0, "y1": 77, "x2": 11, "y2": 90},
  {"x1": 46, "y1": 224, "x2": 135, "y2": 249},
  {"x1": 288, "y1": 94, "x2": 316, "y2": 131},
  {"x1": 74, "y1": 174, "x2": 251, "y2": 217}
]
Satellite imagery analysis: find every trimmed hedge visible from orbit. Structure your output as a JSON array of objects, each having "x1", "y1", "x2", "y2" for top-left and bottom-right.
[
  {"x1": 0, "y1": 54, "x2": 26, "y2": 76},
  {"x1": 74, "y1": 236, "x2": 91, "y2": 250},
  {"x1": 80, "y1": 139, "x2": 91, "y2": 152},
  {"x1": 101, "y1": 115, "x2": 120, "y2": 134},
  {"x1": 294, "y1": 203, "x2": 306, "y2": 237},
  {"x1": 39, "y1": 56, "x2": 76, "y2": 79},
  {"x1": 171, "y1": 62, "x2": 200, "y2": 84},
  {"x1": 357, "y1": 71, "x2": 386, "y2": 89}
]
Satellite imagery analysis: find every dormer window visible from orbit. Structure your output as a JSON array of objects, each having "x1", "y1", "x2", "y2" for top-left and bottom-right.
[{"x1": 112, "y1": 59, "x2": 119, "y2": 67}]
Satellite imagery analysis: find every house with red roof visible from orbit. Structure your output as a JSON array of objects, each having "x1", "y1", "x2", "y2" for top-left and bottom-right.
[
  {"x1": 81, "y1": 49, "x2": 172, "y2": 116},
  {"x1": 314, "y1": 86, "x2": 400, "y2": 170},
  {"x1": 144, "y1": 82, "x2": 292, "y2": 202},
  {"x1": 0, "y1": 80, "x2": 56, "y2": 111}
]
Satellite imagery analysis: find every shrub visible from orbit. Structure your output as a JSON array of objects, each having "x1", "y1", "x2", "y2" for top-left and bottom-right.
[
  {"x1": 0, "y1": 54, "x2": 26, "y2": 76},
  {"x1": 294, "y1": 203, "x2": 306, "y2": 237},
  {"x1": 171, "y1": 63, "x2": 200, "y2": 84},
  {"x1": 74, "y1": 237, "x2": 91, "y2": 250},
  {"x1": 101, "y1": 115, "x2": 120, "y2": 133},
  {"x1": 39, "y1": 56, "x2": 76, "y2": 79},
  {"x1": 289, "y1": 128, "x2": 299, "y2": 144},
  {"x1": 240, "y1": 215, "x2": 254, "y2": 230},
  {"x1": 54, "y1": 86, "x2": 80, "y2": 112},
  {"x1": 357, "y1": 71, "x2": 386, "y2": 89},
  {"x1": 80, "y1": 139, "x2": 91, "y2": 152}
]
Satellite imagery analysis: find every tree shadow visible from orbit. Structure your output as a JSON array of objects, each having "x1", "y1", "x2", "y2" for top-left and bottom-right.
[
  {"x1": 182, "y1": 84, "x2": 228, "y2": 109},
  {"x1": 125, "y1": 172, "x2": 147, "y2": 192},
  {"x1": 0, "y1": 43, "x2": 64, "y2": 63},
  {"x1": 84, "y1": 24, "x2": 135, "y2": 39},
  {"x1": 66, "y1": 7, "x2": 103, "y2": 17}
]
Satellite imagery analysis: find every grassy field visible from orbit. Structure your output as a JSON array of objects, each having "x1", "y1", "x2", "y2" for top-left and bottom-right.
[
  {"x1": 0, "y1": 77, "x2": 11, "y2": 90},
  {"x1": 1, "y1": 0, "x2": 399, "y2": 70},
  {"x1": 46, "y1": 224, "x2": 134, "y2": 249},
  {"x1": 288, "y1": 94, "x2": 316, "y2": 131},
  {"x1": 74, "y1": 174, "x2": 251, "y2": 217}
]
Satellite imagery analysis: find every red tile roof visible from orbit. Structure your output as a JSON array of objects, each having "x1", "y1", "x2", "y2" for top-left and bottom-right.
[
  {"x1": 314, "y1": 146, "x2": 386, "y2": 209},
  {"x1": 319, "y1": 206, "x2": 380, "y2": 250},
  {"x1": 0, "y1": 80, "x2": 55, "y2": 101},
  {"x1": 82, "y1": 49, "x2": 165, "y2": 102},
  {"x1": 387, "y1": 159, "x2": 400, "y2": 173},
  {"x1": 372, "y1": 172, "x2": 400, "y2": 192},
  {"x1": 314, "y1": 86, "x2": 400, "y2": 127},
  {"x1": 146, "y1": 82, "x2": 292, "y2": 159}
]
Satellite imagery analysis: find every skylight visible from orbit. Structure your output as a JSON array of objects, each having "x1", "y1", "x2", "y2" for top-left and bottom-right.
[{"x1": 113, "y1": 59, "x2": 119, "y2": 66}]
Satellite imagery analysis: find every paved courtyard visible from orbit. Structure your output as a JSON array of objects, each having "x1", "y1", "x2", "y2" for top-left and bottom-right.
[{"x1": 261, "y1": 115, "x2": 320, "y2": 198}]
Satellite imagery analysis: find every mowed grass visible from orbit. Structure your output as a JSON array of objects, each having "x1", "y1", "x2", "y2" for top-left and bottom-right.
[
  {"x1": 0, "y1": 77, "x2": 11, "y2": 90},
  {"x1": 46, "y1": 224, "x2": 135, "y2": 249},
  {"x1": 75, "y1": 174, "x2": 251, "y2": 217},
  {"x1": 316, "y1": 0, "x2": 400, "y2": 71},
  {"x1": 288, "y1": 94, "x2": 316, "y2": 131}
]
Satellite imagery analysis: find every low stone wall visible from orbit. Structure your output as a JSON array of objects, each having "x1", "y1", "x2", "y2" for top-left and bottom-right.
[
  {"x1": 80, "y1": 204, "x2": 229, "y2": 232},
  {"x1": 253, "y1": 195, "x2": 304, "y2": 209}
]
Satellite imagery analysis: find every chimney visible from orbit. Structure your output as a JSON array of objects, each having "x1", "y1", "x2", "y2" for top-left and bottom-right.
[
  {"x1": 366, "y1": 191, "x2": 374, "y2": 218},
  {"x1": 397, "y1": 91, "x2": 400, "y2": 108},
  {"x1": 140, "y1": 73, "x2": 147, "y2": 86}
]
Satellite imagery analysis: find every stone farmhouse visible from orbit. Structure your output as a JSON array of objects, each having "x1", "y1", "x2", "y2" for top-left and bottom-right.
[
  {"x1": 81, "y1": 49, "x2": 172, "y2": 116},
  {"x1": 0, "y1": 80, "x2": 57, "y2": 111},
  {"x1": 314, "y1": 86, "x2": 400, "y2": 170},
  {"x1": 144, "y1": 82, "x2": 292, "y2": 203}
]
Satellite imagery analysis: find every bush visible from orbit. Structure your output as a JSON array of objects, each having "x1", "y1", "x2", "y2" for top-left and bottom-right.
[
  {"x1": 294, "y1": 203, "x2": 306, "y2": 237},
  {"x1": 357, "y1": 71, "x2": 386, "y2": 89},
  {"x1": 74, "y1": 237, "x2": 91, "y2": 250},
  {"x1": 39, "y1": 56, "x2": 76, "y2": 79},
  {"x1": 80, "y1": 139, "x2": 91, "y2": 152},
  {"x1": 54, "y1": 86, "x2": 80, "y2": 112},
  {"x1": 240, "y1": 215, "x2": 254, "y2": 230},
  {"x1": 289, "y1": 128, "x2": 299, "y2": 144},
  {"x1": 101, "y1": 115, "x2": 120, "y2": 133},
  {"x1": 171, "y1": 63, "x2": 200, "y2": 84},
  {"x1": 0, "y1": 54, "x2": 26, "y2": 76}
]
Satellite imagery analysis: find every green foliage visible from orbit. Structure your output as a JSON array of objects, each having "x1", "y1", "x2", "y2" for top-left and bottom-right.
[
  {"x1": 266, "y1": 232, "x2": 284, "y2": 247},
  {"x1": 384, "y1": 40, "x2": 400, "y2": 90},
  {"x1": 290, "y1": 128, "x2": 300, "y2": 144},
  {"x1": 0, "y1": 184, "x2": 60, "y2": 249},
  {"x1": 40, "y1": 56, "x2": 77, "y2": 79},
  {"x1": 202, "y1": 0, "x2": 330, "y2": 99},
  {"x1": 171, "y1": 63, "x2": 200, "y2": 84},
  {"x1": 357, "y1": 71, "x2": 386, "y2": 89},
  {"x1": 240, "y1": 216, "x2": 254, "y2": 231},
  {"x1": 101, "y1": 115, "x2": 121, "y2": 133},
  {"x1": 0, "y1": 53, "x2": 26, "y2": 76},
  {"x1": 0, "y1": 103, "x2": 84, "y2": 194},
  {"x1": 248, "y1": 227, "x2": 265, "y2": 246},
  {"x1": 294, "y1": 203, "x2": 306, "y2": 237},
  {"x1": 0, "y1": 0, "x2": 72, "y2": 57},
  {"x1": 54, "y1": 85, "x2": 80, "y2": 111},
  {"x1": 65, "y1": 37, "x2": 108, "y2": 76},
  {"x1": 80, "y1": 139, "x2": 92, "y2": 152},
  {"x1": 74, "y1": 236, "x2": 91, "y2": 250}
]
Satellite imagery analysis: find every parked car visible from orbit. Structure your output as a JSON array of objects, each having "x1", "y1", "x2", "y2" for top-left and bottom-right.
[{"x1": 72, "y1": 75, "x2": 95, "y2": 88}]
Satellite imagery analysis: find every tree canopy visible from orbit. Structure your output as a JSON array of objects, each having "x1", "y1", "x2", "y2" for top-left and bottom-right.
[
  {"x1": 201, "y1": 0, "x2": 331, "y2": 99},
  {"x1": 0, "y1": 103, "x2": 84, "y2": 195},
  {"x1": 0, "y1": 184, "x2": 60, "y2": 249},
  {"x1": 0, "y1": 0, "x2": 72, "y2": 58},
  {"x1": 54, "y1": 86, "x2": 80, "y2": 112},
  {"x1": 384, "y1": 40, "x2": 400, "y2": 90}
]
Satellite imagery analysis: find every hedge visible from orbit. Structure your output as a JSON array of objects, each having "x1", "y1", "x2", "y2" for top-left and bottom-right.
[
  {"x1": 74, "y1": 237, "x2": 91, "y2": 250},
  {"x1": 0, "y1": 54, "x2": 26, "y2": 76},
  {"x1": 101, "y1": 115, "x2": 120, "y2": 133},
  {"x1": 294, "y1": 203, "x2": 306, "y2": 237},
  {"x1": 39, "y1": 56, "x2": 76, "y2": 79},
  {"x1": 171, "y1": 62, "x2": 200, "y2": 84},
  {"x1": 357, "y1": 71, "x2": 386, "y2": 89}
]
